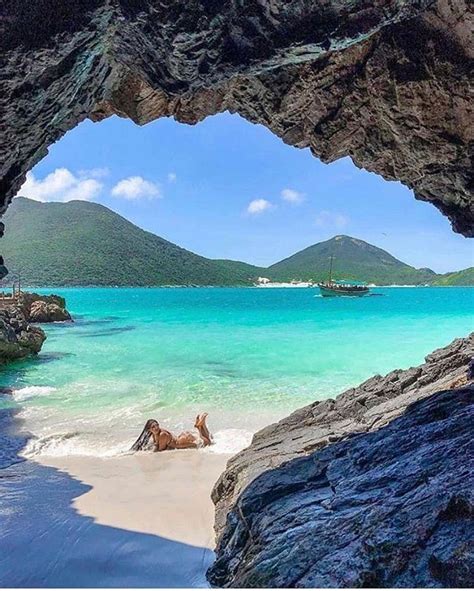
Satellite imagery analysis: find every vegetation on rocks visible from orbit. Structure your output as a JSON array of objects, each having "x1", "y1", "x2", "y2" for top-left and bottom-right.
[{"x1": 433, "y1": 267, "x2": 474, "y2": 286}]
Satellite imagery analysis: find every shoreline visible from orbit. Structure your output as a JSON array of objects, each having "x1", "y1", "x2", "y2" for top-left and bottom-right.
[
  {"x1": 1, "y1": 287, "x2": 472, "y2": 587},
  {"x1": 13, "y1": 284, "x2": 474, "y2": 290}
]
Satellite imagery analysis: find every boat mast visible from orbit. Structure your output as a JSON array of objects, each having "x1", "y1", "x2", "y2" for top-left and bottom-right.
[{"x1": 329, "y1": 254, "x2": 334, "y2": 283}]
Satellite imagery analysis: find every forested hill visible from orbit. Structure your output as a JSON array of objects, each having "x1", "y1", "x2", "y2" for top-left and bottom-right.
[
  {"x1": 1, "y1": 197, "x2": 263, "y2": 286},
  {"x1": 267, "y1": 235, "x2": 439, "y2": 285},
  {"x1": 1, "y1": 198, "x2": 471, "y2": 286}
]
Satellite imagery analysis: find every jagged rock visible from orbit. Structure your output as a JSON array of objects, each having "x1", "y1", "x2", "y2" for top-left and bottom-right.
[
  {"x1": 0, "y1": 307, "x2": 46, "y2": 363},
  {"x1": 17, "y1": 292, "x2": 72, "y2": 323},
  {"x1": 208, "y1": 386, "x2": 474, "y2": 587},
  {"x1": 212, "y1": 333, "x2": 474, "y2": 538},
  {"x1": 28, "y1": 300, "x2": 71, "y2": 323},
  {"x1": 0, "y1": 0, "x2": 473, "y2": 241}
]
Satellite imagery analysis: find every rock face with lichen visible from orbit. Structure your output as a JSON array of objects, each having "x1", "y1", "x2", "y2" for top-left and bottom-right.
[
  {"x1": 0, "y1": 0, "x2": 473, "y2": 249},
  {"x1": 208, "y1": 333, "x2": 474, "y2": 587},
  {"x1": 0, "y1": 307, "x2": 46, "y2": 363}
]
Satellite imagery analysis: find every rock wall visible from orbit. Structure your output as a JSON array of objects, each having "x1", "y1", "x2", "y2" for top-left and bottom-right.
[
  {"x1": 212, "y1": 333, "x2": 474, "y2": 536},
  {"x1": 208, "y1": 385, "x2": 473, "y2": 587},
  {"x1": 209, "y1": 333, "x2": 474, "y2": 586},
  {"x1": 0, "y1": 0, "x2": 473, "y2": 240}
]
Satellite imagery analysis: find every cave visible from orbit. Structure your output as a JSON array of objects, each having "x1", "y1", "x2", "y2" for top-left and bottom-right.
[
  {"x1": 0, "y1": 0, "x2": 472, "y2": 588},
  {"x1": 1, "y1": 0, "x2": 473, "y2": 243}
]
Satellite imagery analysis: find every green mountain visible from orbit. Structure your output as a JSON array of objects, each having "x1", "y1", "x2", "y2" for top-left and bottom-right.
[
  {"x1": 1, "y1": 199, "x2": 471, "y2": 287},
  {"x1": 1, "y1": 197, "x2": 263, "y2": 286},
  {"x1": 268, "y1": 235, "x2": 439, "y2": 285},
  {"x1": 433, "y1": 267, "x2": 474, "y2": 286}
]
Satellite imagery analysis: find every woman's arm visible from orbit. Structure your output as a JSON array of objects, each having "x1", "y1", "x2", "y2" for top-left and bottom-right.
[{"x1": 155, "y1": 430, "x2": 173, "y2": 451}]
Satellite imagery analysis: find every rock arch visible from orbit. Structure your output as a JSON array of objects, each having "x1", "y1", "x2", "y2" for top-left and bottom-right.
[{"x1": 1, "y1": 0, "x2": 472, "y2": 242}]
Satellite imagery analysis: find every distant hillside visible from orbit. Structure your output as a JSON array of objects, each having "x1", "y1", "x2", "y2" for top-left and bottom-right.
[
  {"x1": 433, "y1": 267, "x2": 474, "y2": 286},
  {"x1": 1, "y1": 199, "x2": 471, "y2": 287},
  {"x1": 1, "y1": 198, "x2": 263, "y2": 286},
  {"x1": 268, "y1": 235, "x2": 438, "y2": 285}
]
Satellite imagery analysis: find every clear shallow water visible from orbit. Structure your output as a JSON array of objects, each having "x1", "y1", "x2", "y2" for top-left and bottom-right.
[{"x1": 1, "y1": 287, "x2": 472, "y2": 459}]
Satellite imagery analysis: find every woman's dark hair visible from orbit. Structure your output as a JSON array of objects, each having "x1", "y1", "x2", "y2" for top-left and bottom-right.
[{"x1": 130, "y1": 419, "x2": 159, "y2": 451}]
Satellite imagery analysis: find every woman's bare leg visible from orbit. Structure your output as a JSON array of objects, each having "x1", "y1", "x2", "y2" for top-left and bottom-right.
[{"x1": 195, "y1": 413, "x2": 212, "y2": 447}]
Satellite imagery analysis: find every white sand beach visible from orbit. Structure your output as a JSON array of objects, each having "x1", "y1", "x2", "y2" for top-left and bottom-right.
[{"x1": 0, "y1": 451, "x2": 230, "y2": 588}]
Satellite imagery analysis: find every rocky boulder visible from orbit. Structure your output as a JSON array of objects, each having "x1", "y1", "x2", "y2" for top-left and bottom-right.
[
  {"x1": 0, "y1": 307, "x2": 46, "y2": 363},
  {"x1": 208, "y1": 386, "x2": 473, "y2": 587},
  {"x1": 17, "y1": 292, "x2": 72, "y2": 323},
  {"x1": 28, "y1": 300, "x2": 71, "y2": 323}
]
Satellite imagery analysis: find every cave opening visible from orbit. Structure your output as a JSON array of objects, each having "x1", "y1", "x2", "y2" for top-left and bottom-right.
[
  {"x1": 3, "y1": 111, "x2": 472, "y2": 286},
  {"x1": 0, "y1": 0, "x2": 472, "y2": 586}
]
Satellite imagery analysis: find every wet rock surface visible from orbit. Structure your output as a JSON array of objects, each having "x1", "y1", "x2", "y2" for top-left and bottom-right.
[
  {"x1": 0, "y1": 0, "x2": 473, "y2": 236},
  {"x1": 208, "y1": 386, "x2": 474, "y2": 587},
  {"x1": 0, "y1": 307, "x2": 46, "y2": 363}
]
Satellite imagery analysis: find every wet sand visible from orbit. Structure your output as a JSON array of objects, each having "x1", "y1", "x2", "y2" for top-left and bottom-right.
[{"x1": 0, "y1": 451, "x2": 230, "y2": 587}]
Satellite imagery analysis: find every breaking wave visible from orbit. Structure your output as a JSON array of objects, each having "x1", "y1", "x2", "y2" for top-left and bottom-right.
[
  {"x1": 21, "y1": 431, "x2": 129, "y2": 458},
  {"x1": 206, "y1": 429, "x2": 253, "y2": 455},
  {"x1": 12, "y1": 386, "x2": 58, "y2": 402}
]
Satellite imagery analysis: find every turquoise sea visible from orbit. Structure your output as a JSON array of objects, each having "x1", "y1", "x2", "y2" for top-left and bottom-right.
[{"x1": 1, "y1": 287, "x2": 473, "y2": 458}]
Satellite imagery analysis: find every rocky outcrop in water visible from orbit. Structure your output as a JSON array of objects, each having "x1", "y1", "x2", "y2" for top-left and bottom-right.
[
  {"x1": 27, "y1": 300, "x2": 71, "y2": 323},
  {"x1": 209, "y1": 333, "x2": 474, "y2": 587},
  {"x1": 0, "y1": 1, "x2": 472, "y2": 239},
  {"x1": 0, "y1": 307, "x2": 45, "y2": 363},
  {"x1": 18, "y1": 293, "x2": 72, "y2": 323},
  {"x1": 208, "y1": 386, "x2": 473, "y2": 587}
]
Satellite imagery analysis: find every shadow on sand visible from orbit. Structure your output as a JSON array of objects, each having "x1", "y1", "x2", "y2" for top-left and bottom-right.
[{"x1": 0, "y1": 397, "x2": 213, "y2": 588}]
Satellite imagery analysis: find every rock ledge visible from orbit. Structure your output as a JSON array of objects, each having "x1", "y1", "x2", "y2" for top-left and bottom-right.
[
  {"x1": 209, "y1": 333, "x2": 474, "y2": 587},
  {"x1": 209, "y1": 386, "x2": 473, "y2": 587}
]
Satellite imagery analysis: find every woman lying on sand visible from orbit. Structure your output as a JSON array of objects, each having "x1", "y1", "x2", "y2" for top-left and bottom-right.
[{"x1": 131, "y1": 413, "x2": 213, "y2": 452}]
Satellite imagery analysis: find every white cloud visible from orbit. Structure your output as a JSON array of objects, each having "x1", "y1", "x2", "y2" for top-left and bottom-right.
[
  {"x1": 168, "y1": 172, "x2": 177, "y2": 183},
  {"x1": 64, "y1": 179, "x2": 102, "y2": 201},
  {"x1": 281, "y1": 188, "x2": 305, "y2": 204},
  {"x1": 17, "y1": 168, "x2": 103, "y2": 202},
  {"x1": 111, "y1": 176, "x2": 161, "y2": 200},
  {"x1": 247, "y1": 198, "x2": 272, "y2": 215},
  {"x1": 315, "y1": 210, "x2": 349, "y2": 229}
]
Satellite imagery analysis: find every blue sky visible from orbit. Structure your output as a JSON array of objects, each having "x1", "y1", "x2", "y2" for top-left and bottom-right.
[{"x1": 19, "y1": 112, "x2": 472, "y2": 273}]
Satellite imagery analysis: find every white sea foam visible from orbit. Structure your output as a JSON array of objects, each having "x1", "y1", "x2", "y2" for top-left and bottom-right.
[
  {"x1": 21, "y1": 431, "x2": 129, "y2": 458},
  {"x1": 206, "y1": 429, "x2": 253, "y2": 455},
  {"x1": 12, "y1": 386, "x2": 57, "y2": 401}
]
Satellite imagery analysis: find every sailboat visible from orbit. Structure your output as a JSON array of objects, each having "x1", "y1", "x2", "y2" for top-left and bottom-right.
[{"x1": 318, "y1": 255, "x2": 370, "y2": 297}]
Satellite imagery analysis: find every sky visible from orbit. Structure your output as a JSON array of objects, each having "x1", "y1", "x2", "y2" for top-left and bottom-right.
[{"x1": 17, "y1": 112, "x2": 473, "y2": 273}]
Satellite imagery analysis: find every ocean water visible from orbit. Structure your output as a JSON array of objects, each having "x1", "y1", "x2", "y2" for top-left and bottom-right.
[{"x1": 0, "y1": 287, "x2": 472, "y2": 460}]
